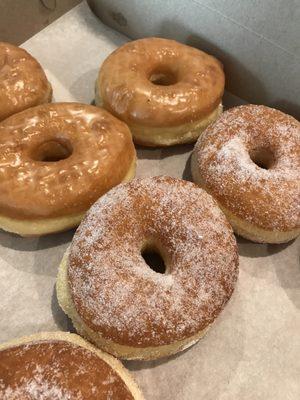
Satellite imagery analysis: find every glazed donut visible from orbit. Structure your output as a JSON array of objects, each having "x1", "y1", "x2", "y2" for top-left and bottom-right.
[
  {"x1": 96, "y1": 37, "x2": 224, "y2": 147},
  {"x1": 0, "y1": 102, "x2": 136, "y2": 236},
  {"x1": 192, "y1": 104, "x2": 300, "y2": 243},
  {"x1": 0, "y1": 42, "x2": 52, "y2": 121},
  {"x1": 57, "y1": 176, "x2": 239, "y2": 360},
  {"x1": 0, "y1": 332, "x2": 144, "y2": 399}
]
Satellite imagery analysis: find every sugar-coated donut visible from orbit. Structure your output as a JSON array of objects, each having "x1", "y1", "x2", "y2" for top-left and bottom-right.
[
  {"x1": 57, "y1": 176, "x2": 239, "y2": 360},
  {"x1": 0, "y1": 102, "x2": 136, "y2": 236},
  {"x1": 192, "y1": 104, "x2": 300, "y2": 243},
  {"x1": 96, "y1": 37, "x2": 224, "y2": 147},
  {"x1": 0, "y1": 332, "x2": 144, "y2": 399},
  {"x1": 0, "y1": 42, "x2": 52, "y2": 121}
]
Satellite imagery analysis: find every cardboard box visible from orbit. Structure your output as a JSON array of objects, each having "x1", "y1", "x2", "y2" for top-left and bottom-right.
[
  {"x1": 0, "y1": 0, "x2": 81, "y2": 45},
  {"x1": 87, "y1": 0, "x2": 300, "y2": 119}
]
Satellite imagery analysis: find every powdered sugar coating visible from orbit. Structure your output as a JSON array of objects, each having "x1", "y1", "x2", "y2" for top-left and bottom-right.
[
  {"x1": 68, "y1": 176, "x2": 239, "y2": 347},
  {"x1": 0, "y1": 340, "x2": 133, "y2": 399},
  {"x1": 193, "y1": 105, "x2": 300, "y2": 231}
]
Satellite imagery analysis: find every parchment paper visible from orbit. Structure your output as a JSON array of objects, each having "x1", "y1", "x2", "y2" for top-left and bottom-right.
[{"x1": 0, "y1": 2, "x2": 299, "y2": 399}]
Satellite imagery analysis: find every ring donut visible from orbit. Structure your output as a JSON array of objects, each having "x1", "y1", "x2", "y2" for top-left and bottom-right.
[
  {"x1": 0, "y1": 332, "x2": 144, "y2": 399},
  {"x1": 0, "y1": 102, "x2": 136, "y2": 236},
  {"x1": 96, "y1": 37, "x2": 224, "y2": 146},
  {"x1": 0, "y1": 42, "x2": 52, "y2": 121},
  {"x1": 57, "y1": 176, "x2": 239, "y2": 360},
  {"x1": 192, "y1": 104, "x2": 300, "y2": 243}
]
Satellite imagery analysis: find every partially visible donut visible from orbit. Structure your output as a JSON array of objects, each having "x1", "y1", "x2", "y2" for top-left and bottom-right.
[
  {"x1": 0, "y1": 102, "x2": 136, "y2": 236},
  {"x1": 0, "y1": 42, "x2": 52, "y2": 121},
  {"x1": 57, "y1": 176, "x2": 239, "y2": 360},
  {"x1": 192, "y1": 104, "x2": 300, "y2": 243},
  {"x1": 0, "y1": 332, "x2": 144, "y2": 399},
  {"x1": 96, "y1": 37, "x2": 224, "y2": 146}
]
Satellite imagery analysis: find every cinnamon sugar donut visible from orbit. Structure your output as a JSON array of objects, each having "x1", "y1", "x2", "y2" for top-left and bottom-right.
[
  {"x1": 192, "y1": 104, "x2": 300, "y2": 243},
  {"x1": 0, "y1": 102, "x2": 136, "y2": 236},
  {"x1": 0, "y1": 42, "x2": 52, "y2": 121},
  {"x1": 0, "y1": 332, "x2": 144, "y2": 399},
  {"x1": 57, "y1": 176, "x2": 239, "y2": 360},
  {"x1": 96, "y1": 37, "x2": 224, "y2": 146}
]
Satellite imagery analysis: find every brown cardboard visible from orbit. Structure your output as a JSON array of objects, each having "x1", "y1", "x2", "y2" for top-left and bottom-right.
[{"x1": 0, "y1": 0, "x2": 81, "y2": 45}]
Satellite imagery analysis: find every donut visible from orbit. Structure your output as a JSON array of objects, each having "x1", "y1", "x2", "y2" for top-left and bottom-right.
[
  {"x1": 57, "y1": 176, "x2": 239, "y2": 360},
  {"x1": 0, "y1": 332, "x2": 144, "y2": 399},
  {"x1": 192, "y1": 104, "x2": 300, "y2": 243},
  {"x1": 96, "y1": 37, "x2": 224, "y2": 147},
  {"x1": 0, "y1": 42, "x2": 52, "y2": 121},
  {"x1": 0, "y1": 102, "x2": 136, "y2": 236}
]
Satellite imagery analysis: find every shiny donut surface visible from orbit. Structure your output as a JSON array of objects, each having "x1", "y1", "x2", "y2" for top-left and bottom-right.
[
  {"x1": 98, "y1": 37, "x2": 224, "y2": 128},
  {"x1": 0, "y1": 102, "x2": 136, "y2": 219},
  {"x1": 0, "y1": 42, "x2": 52, "y2": 121}
]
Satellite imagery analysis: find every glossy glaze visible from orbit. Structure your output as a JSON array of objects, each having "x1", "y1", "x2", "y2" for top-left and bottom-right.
[
  {"x1": 98, "y1": 37, "x2": 224, "y2": 127},
  {"x1": 0, "y1": 42, "x2": 52, "y2": 121},
  {"x1": 0, "y1": 103, "x2": 136, "y2": 219}
]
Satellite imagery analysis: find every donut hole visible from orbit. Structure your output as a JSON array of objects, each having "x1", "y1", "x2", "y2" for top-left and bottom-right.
[
  {"x1": 249, "y1": 147, "x2": 275, "y2": 170},
  {"x1": 141, "y1": 244, "x2": 167, "y2": 274},
  {"x1": 149, "y1": 67, "x2": 177, "y2": 86},
  {"x1": 32, "y1": 139, "x2": 73, "y2": 162}
]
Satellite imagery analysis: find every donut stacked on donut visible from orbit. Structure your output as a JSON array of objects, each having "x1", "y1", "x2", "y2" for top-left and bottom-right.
[
  {"x1": 0, "y1": 42, "x2": 52, "y2": 121},
  {"x1": 97, "y1": 37, "x2": 224, "y2": 146},
  {"x1": 192, "y1": 104, "x2": 300, "y2": 243},
  {"x1": 0, "y1": 102, "x2": 136, "y2": 236},
  {"x1": 0, "y1": 332, "x2": 144, "y2": 399},
  {"x1": 57, "y1": 176, "x2": 239, "y2": 360}
]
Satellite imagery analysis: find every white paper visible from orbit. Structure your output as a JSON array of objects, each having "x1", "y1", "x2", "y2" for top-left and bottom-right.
[{"x1": 0, "y1": 3, "x2": 299, "y2": 399}]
